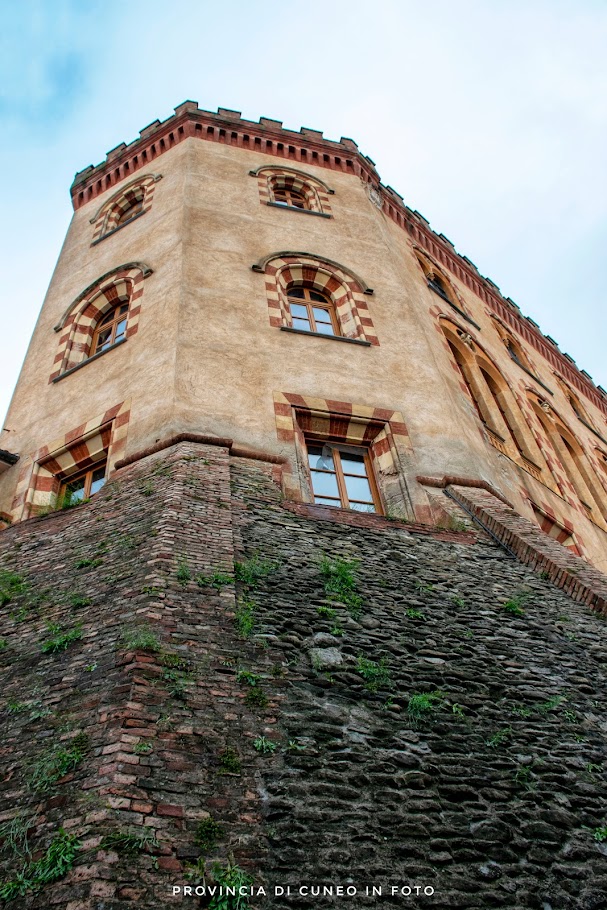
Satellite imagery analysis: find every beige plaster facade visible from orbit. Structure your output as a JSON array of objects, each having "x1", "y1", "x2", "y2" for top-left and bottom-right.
[{"x1": 2, "y1": 101, "x2": 607, "y2": 570}]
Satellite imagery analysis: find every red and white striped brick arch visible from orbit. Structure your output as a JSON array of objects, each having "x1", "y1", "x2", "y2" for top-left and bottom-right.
[
  {"x1": 251, "y1": 165, "x2": 333, "y2": 214},
  {"x1": 259, "y1": 254, "x2": 379, "y2": 345},
  {"x1": 11, "y1": 400, "x2": 131, "y2": 520},
  {"x1": 90, "y1": 174, "x2": 161, "y2": 243},
  {"x1": 529, "y1": 500, "x2": 581, "y2": 556},
  {"x1": 49, "y1": 263, "x2": 152, "y2": 382}
]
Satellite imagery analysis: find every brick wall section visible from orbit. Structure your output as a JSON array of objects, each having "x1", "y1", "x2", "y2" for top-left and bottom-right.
[
  {"x1": 0, "y1": 443, "x2": 281, "y2": 908},
  {"x1": 449, "y1": 484, "x2": 607, "y2": 616},
  {"x1": 0, "y1": 449, "x2": 606, "y2": 908}
]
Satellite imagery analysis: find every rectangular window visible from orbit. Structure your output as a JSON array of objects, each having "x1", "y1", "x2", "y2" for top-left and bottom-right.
[
  {"x1": 307, "y1": 443, "x2": 380, "y2": 513},
  {"x1": 60, "y1": 462, "x2": 107, "y2": 506},
  {"x1": 287, "y1": 288, "x2": 338, "y2": 336}
]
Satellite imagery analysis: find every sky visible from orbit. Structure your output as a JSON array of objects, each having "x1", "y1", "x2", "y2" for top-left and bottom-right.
[{"x1": 1, "y1": 0, "x2": 606, "y2": 427}]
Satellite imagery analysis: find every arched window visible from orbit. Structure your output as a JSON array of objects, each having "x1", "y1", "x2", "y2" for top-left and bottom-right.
[
  {"x1": 555, "y1": 376, "x2": 597, "y2": 432},
  {"x1": 115, "y1": 194, "x2": 144, "y2": 226},
  {"x1": 415, "y1": 250, "x2": 476, "y2": 325},
  {"x1": 479, "y1": 365, "x2": 529, "y2": 459},
  {"x1": 251, "y1": 166, "x2": 333, "y2": 216},
  {"x1": 505, "y1": 337, "x2": 528, "y2": 370},
  {"x1": 530, "y1": 396, "x2": 607, "y2": 523},
  {"x1": 287, "y1": 287, "x2": 338, "y2": 336},
  {"x1": 272, "y1": 186, "x2": 308, "y2": 210},
  {"x1": 91, "y1": 302, "x2": 129, "y2": 355},
  {"x1": 50, "y1": 263, "x2": 152, "y2": 381},
  {"x1": 104, "y1": 187, "x2": 145, "y2": 235},
  {"x1": 441, "y1": 319, "x2": 543, "y2": 475},
  {"x1": 254, "y1": 252, "x2": 379, "y2": 346},
  {"x1": 90, "y1": 175, "x2": 160, "y2": 244},
  {"x1": 447, "y1": 340, "x2": 484, "y2": 422},
  {"x1": 427, "y1": 274, "x2": 451, "y2": 303}
]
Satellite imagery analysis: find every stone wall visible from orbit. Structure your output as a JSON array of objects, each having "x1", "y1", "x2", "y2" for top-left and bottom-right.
[{"x1": 0, "y1": 443, "x2": 606, "y2": 909}]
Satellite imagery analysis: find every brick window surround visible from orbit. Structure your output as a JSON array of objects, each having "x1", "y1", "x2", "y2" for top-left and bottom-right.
[
  {"x1": 437, "y1": 314, "x2": 548, "y2": 483},
  {"x1": 413, "y1": 247, "x2": 477, "y2": 327},
  {"x1": 10, "y1": 401, "x2": 131, "y2": 520},
  {"x1": 527, "y1": 393, "x2": 607, "y2": 528},
  {"x1": 250, "y1": 165, "x2": 333, "y2": 216},
  {"x1": 529, "y1": 501, "x2": 581, "y2": 556},
  {"x1": 90, "y1": 174, "x2": 161, "y2": 244},
  {"x1": 273, "y1": 392, "x2": 413, "y2": 517},
  {"x1": 50, "y1": 263, "x2": 152, "y2": 382},
  {"x1": 255, "y1": 253, "x2": 379, "y2": 345}
]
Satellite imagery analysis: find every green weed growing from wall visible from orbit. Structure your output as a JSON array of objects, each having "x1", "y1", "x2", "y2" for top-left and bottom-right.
[
  {"x1": 40, "y1": 623, "x2": 82, "y2": 654},
  {"x1": 120, "y1": 626, "x2": 162, "y2": 652},
  {"x1": 356, "y1": 656, "x2": 391, "y2": 692},
  {"x1": 208, "y1": 861, "x2": 253, "y2": 910},
  {"x1": 407, "y1": 691, "x2": 444, "y2": 721},
  {"x1": 0, "y1": 570, "x2": 26, "y2": 606},
  {"x1": 0, "y1": 828, "x2": 79, "y2": 901},
  {"x1": 234, "y1": 556, "x2": 277, "y2": 589},
  {"x1": 28, "y1": 733, "x2": 89, "y2": 793},
  {"x1": 319, "y1": 556, "x2": 363, "y2": 618}
]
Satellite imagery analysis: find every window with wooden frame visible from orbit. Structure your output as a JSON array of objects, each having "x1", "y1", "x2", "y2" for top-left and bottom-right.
[
  {"x1": 306, "y1": 442, "x2": 381, "y2": 513},
  {"x1": 59, "y1": 461, "x2": 107, "y2": 506},
  {"x1": 272, "y1": 186, "x2": 308, "y2": 209},
  {"x1": 288, "y1": 287, "x2": 338, "y2": 336},
  {"x1": 91, "y1": 302, "x2": 129, "y2": 355}
]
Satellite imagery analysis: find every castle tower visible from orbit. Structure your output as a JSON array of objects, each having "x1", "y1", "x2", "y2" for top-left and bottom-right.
[
  {"x1": 3, "y1": 103, "x2": 607, "y2": 572},
  {"x1": 0, "y1": 103, "x2": 606, "y2": 908}
]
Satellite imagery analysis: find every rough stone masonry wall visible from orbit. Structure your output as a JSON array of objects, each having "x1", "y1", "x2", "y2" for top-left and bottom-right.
[
  {"x1": 230, "y1": 460, "x2": 607, "y2": 910},
  {"x1": 0, "y1": 445, "x2": 606, "y2": 910}
]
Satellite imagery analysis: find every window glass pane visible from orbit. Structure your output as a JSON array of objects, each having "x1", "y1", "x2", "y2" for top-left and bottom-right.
[
  {"x1": 115, "y1": 318, "x2": 127, "y2": 340},
  {"x1": 310, "y1": 470, "x2": 340, "y2": 498},
  {"x1": 339, "y1": 453, "x2": 367, "y2": 476},
  {"x1": 350, "y1": 501, "x2": 376, "y2": 513},
  {"x1": 315, "y1": 322, "x2": 335, "y2": 336},
  {"x1": 90, "y1": 466, "x2": 106, "y2": 496},
  {"x1": 292, "y1": 318, "x2": 311, "y2": 331},
  {"x1": 309, "y1": 291, "x2": 327, "y2": 303},
  {"x1": 315, "y1": 496, "x2": 341, "y2": 506},
  {"x1": 65, "y1": 476, "x2": 86, "y2": 503},
  {"x1": 99, "y1": 310, "x2": 114, "y2": 325},
  {"x1": 291, "y1": 198, "x2": 306, "y2": 209},
  {"x1": 289, "y1": 303, "x2": 308, "y2": 318},
  {"x1": 119, "y1": 303, "x2": 129, "y2": 315},
  {"x1": 95, "y1": 328, "x2": 112, "y2": 351},
  {"x1": 312, "y1": 307, "x2": 331, "y2": 322},
  {"x1": 288, "y1": 288, "x2": 305, "y2": 298},
  {"x1": 308, "y1": 446, "x2": 335, "y2": 471},
  {"x1": 344, "y1": 474, "x2": 373, "y2": 503}
]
